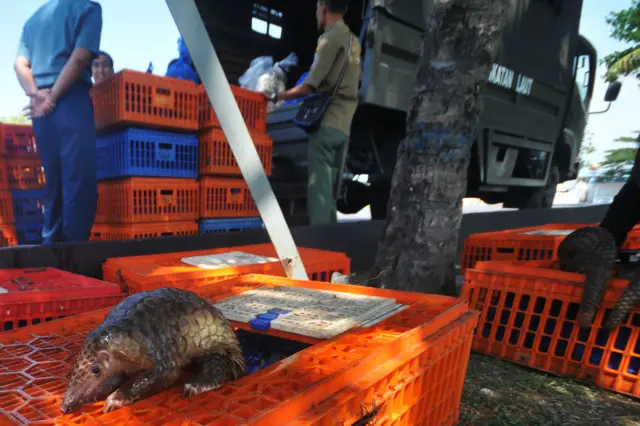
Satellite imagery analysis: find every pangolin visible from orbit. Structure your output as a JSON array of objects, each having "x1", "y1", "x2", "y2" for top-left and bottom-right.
[{"x1": 60, "y1": 287, "x2": 246, "y2": 414}]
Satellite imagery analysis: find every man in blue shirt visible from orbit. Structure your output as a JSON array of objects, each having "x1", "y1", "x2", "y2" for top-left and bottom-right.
[
  {"x1": 166, "y1": 37, "x2": 201, "y2": 85},
  {"x1": 14, "y1": 0, "x2": 103, "y2": 244}
]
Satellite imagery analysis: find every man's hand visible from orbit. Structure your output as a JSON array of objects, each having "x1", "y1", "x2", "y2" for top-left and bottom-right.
[
  {"x1": 261, "y1": 91, "x2": 277, "y2": 103},
  {"x1": 24, "y1": 89, "x2": 55, "y2": 119},
  {"x1": 261, "y1": 84, "x2": 312, "y2": 104}
]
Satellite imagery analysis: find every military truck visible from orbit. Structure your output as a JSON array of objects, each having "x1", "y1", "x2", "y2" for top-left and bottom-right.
[{"x1": 196, "y1": 0, "x2": 620, "y2": 224}]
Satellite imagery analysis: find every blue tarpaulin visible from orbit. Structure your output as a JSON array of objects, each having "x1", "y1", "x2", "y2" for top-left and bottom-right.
[{"x1": 284, "y1": 72, "x2": 308, "y2": 105}]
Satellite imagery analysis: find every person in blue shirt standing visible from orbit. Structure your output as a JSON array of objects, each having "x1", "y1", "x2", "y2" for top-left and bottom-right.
[
  {"x1": 14, "y1": 0, "x2": 103, "y2": 244},
  {"x1": 166, "y1": 37, "x2": 201, "y2": 85}
]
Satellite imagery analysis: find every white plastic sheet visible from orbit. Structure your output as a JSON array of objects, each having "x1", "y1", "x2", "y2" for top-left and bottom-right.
[{"x1": 238, "y1": 53, "x2": 299, "y2": 112}]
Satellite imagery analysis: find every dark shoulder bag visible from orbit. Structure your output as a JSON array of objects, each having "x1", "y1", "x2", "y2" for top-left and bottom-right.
[{"x1": 294, "y1": 34, "x2": 354, "y2": 133}]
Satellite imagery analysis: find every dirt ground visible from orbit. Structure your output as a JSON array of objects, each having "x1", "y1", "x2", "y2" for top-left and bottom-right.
[{"x1": 458, "y1": 354, "x2": 640, "y2": 426}]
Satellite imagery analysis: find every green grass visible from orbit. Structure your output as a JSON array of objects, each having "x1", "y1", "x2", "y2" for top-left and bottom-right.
[{"x1": 459, "y1": 354, "x2": 640, "y2": 426}]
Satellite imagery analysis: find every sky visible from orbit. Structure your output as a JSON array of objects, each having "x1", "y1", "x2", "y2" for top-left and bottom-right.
[{"x1": 0, "y1": 0, "x2": 637, "y2": 168}]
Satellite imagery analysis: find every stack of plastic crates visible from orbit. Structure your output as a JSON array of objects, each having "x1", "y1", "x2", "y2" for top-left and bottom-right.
[
  {"x1": 461, "y1": 223, "x2": 640, "y2": 398},
  {"x1": 0, "y1": 274, "x2": 478, "y2": 425},
  {"x1": 0, "y1": 123, "x2": 46, "y2": 246},
  {"x1": 90, "y1": 70, "x2": 201, "y2": 241},
  {"x1": 197, "y1": 84, "x2": 271, "y2": 234}
]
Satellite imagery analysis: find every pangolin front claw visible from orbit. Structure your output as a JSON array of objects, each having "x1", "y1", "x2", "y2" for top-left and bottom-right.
[
  {"x1": 557, "y1": 227, "x2": 617, "y2": 329},
  {"x1": 103, "y1": 391, "x2": 127, "y2": 414}
]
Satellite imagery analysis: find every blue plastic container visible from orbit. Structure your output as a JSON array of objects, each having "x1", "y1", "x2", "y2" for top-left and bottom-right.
[
  {"x1": 199, "y1": 217, "x2": 264, "y2": 234},
  {"x1": 11, "y1": 189, "x2": 45, "y2": 225},
  {"x1": 15, "y1": 222, "x2": 43, "y2": 245},
  {"x1": 96, "y1": 128, "x2": 198, "y2": 180}
]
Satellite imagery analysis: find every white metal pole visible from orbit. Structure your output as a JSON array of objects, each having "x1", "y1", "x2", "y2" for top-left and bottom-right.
[{"x1": 165, "y1": 0, "x2": 308, "y2": 280}]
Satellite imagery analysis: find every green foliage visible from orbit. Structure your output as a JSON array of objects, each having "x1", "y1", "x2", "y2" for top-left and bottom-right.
[
  {"x1": 602, "y1": 146, "x2": 636, "y2": 167},
  {"x1": 603, "y1": 1, "x2": 640, "y2": 81},
  {"x1": 606, "y1": 1, "x2": 640, "y2": 43},
  {"x1": 600, "y1": 131, "x2": 640, "y2": 180},
  {"x1": 604, "y1": 46, "x2": 640, "y2": 81},
  {"x1": 580, "y1": 131, "x2": 596, "y2": 158},
  {"x1": 578, "y1": 131, "x2": 597, "y2": 173},
  {"x1": 0, "y1": 114, "x2": 31, "y2": 125}
]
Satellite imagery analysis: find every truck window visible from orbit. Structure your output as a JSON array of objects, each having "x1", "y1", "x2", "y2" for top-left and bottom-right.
[
  {"x1": 252, "y1": 2, "x2": 283, "y2": 39},
  {"x1": 574, "y1": 54, "x2": 592, "y2": 107}
]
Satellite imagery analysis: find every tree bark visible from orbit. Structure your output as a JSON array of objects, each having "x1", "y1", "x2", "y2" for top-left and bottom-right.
[{"x1": 369, "y1": 0, "x2": 511, "y2": 295}]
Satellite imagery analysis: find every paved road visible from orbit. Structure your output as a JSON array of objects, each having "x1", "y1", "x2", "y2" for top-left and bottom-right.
[{"x1": 337, "y1": 191, "x2": 606, "y2": 223}]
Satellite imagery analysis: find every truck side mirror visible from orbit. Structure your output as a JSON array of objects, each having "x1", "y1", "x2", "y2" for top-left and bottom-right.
[{"x1": 604, "y1": 81, "x2": 622, "y2": 102}]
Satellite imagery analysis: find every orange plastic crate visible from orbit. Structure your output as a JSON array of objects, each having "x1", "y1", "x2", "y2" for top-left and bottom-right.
[
  {"x1": 623, "y1": 224, "x2": 640, "y2": 251},
  {"x1": 92, "y1": 69, "x2": 200, "y2": 132},
  {"x1": 0, "y1": 225, "x2": 17, "y2": 247},
  {"x1": 199, "y1": 85, "x2": 267, "y2": 132},
  {"x1": 0, "y1": 267, "x2": 124, "y2": 331},
  {"x1": 90, "y1": 221, "x2": 199, "y2": 241},
  {"x1": 5, "y1": 157, "x2": 45, "y2": 190},
  {"x1": 0, "y1": 124, "x2": 38, "y2": 158},
  {"x1": 461, "y1": 224, "x2": 591, "y2": 270},
  {"x1": 462, "y1": 224, "x2": 640, "y2": 270},
  {"x1": 0, "y1": 191, "x2": 13, "y2": 225},
  {"x1": 95, "y1": 177, "x2": 199, "y2": 224},
  {"x1": 0, "y1": 160, "x2": 8, "y2": 189},
  {"x1": 461, "y1": 260, "x2": 640, "y2": 398},
  {"x1": 200, "y1": 177, "x2": 258, "y2": 218},
  {"x1": 199, "y1": 128, "x2": 273, "y2": 176},
  {"x1": 0, "y1": 274, "x2": 477, "y2": 425},
  {"x1": 102, "y1": 243, "x2": 351, "y2": 293}
]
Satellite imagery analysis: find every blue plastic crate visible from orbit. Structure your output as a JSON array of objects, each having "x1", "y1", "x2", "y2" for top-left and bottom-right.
[
  {"x1": 15, "y1": 222, "x2": 43, "y2": 245},
  {"x1": 96, "y1": 127, "x2": 198, "y2": 180},
  {"x1": 11, "y1": 189, "x2": 45, "y2": 225},
  {"x1": 199, "y1": 217, "x2": 264, "y2": 234}
]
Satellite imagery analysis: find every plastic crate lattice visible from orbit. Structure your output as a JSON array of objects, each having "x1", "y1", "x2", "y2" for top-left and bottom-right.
[
  {"x1": 200, "y1": 177, "x2": 258, "y2": 219},
  {"x1": 95, "y1": 177, "x2": 199, "y2": 224},
  {"x1": 0, "y1": 274, "x2": 476, "y2": 425},
  {"x1": 462, "y1": 260, "x2": 640, "y2": 398},
  {"x1": 97, "y1": 127, "x2": 198, "y2": 179},
  {"x1": 92, "y1": 70, "x2": 200, "y2": 132}
]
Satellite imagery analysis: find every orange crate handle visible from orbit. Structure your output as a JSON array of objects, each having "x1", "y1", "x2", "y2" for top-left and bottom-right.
[
  {"x1": 158, "y1": 189, "x2": 176, "y2": 206},
  {"x1": 18, "y1": 165, "x2": 37, "y2": 178},
  {"x1": 228, "y1": 187, "x2": 244, "y2": 204},
  {"x1": 11, "y1": 276, "x2": 33, "y2": 291},
  {"x1": 153, "y1": 86, "x2": 175, "y2": 108}
]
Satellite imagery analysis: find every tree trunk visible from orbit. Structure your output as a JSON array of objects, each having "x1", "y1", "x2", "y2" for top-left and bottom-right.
[{"x1": 369, "y1": 0, "x2": 511, "y2": 295}]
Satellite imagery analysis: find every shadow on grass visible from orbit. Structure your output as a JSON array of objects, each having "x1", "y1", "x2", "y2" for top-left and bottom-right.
[{"x1": 459, "y1": 354, "x2": 640, "y2": 426}]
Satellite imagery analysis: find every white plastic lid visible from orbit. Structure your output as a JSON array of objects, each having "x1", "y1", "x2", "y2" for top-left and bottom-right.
[
  {"x1": 215, "y1": 286, "x2": 399, "y2": 339},
  {"x1": 181, "y1": 251, "x2": 278, "y2": 270},
  {"x1": 521, "y1": 230, "x2": 573, "y2": 236}
]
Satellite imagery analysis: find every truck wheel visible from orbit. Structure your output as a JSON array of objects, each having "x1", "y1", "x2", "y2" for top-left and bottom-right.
[
  {"x1": 507, "y1": 166, "x2": 560, "y2": 209},
  {"x1": 337, "y1": 180, "x2": 371, "y2": 214},
  {"x1": 369, "y1": 179, "x2": 391, "y2": 220}
]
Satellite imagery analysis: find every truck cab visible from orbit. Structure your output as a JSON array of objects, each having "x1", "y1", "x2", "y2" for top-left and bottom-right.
[{"x1": 196, "y1": 0, "x2": 612, "y2": 225}]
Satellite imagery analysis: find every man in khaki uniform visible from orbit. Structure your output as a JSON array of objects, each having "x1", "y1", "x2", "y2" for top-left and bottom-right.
[{"x1": 265, "y1": 0, "x2": 361, "y2": 225}]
